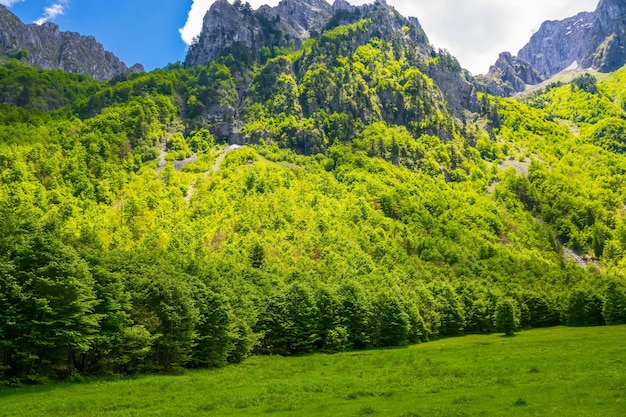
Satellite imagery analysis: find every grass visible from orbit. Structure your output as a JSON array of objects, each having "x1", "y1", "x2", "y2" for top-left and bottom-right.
[
  {"x1": 517, "y1": 68, "x2": 612, "y2": 97},
  {"x1": 1, "y1": 326, "x2": 625, "y2": 416}
]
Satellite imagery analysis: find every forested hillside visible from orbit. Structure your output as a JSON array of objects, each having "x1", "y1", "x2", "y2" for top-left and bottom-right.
[{"x1": 2, "y1": 8, "x2": 626, "y2": 384}]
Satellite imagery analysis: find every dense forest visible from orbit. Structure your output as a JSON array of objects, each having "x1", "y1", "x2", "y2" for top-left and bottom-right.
[{"x1": 2, "y1": 10, "x2": 626, "y2": 385}]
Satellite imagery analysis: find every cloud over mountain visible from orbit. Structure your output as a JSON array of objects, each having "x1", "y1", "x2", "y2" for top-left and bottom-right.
[
  {"x1": 0, "y1": 0, "x2": 24, "y2": 7},
  {"x1": 34, "y1": 1, "x2": 67, "y2": 25},
  {"x1": 179, "y1": 0, "x2": 597, "y2": 74}
]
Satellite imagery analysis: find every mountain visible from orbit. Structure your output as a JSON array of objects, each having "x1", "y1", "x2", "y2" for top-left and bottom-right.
[
  {"x1": 0, "y1": 5, "x2": 143, "y2": 80},
  {"x1": 519, "y1": 0, "x2": 626, "y2": 77},
  {"x1": 186, "y1": 0, "x2": 478, "y2": 144},
  {"x1": 185, "y1": 0, "x2": 347, "y2": 67},
  {"x1": 2, "y1": 0, "x2": 626, "y2": 385},
  {"x1": 3, "y1": 55, "x2": 626, "y2": 381},
  {"x1": 474, "y1": 52, "x2": 545, "y2": 97},
  {"x1": 480, "y1": 0, "x2": 626, "y2": 96}
]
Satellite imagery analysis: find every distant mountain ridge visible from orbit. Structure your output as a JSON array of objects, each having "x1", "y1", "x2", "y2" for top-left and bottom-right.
[
  {"x1": 3, "y1": 0, "x2": 622, "y2": 99},
  {"x1": 0, "y1": 5, "x2": 143, "y2": 80},
  {"x1": 480, "y1": 0, "x2": 626, "y2": 96},
  {"x1": 519, "y1": 0, "x2": 626, "y2": 77},
  {"x1": 475, "y1": 52, "x2": 545, "y2": 97}
]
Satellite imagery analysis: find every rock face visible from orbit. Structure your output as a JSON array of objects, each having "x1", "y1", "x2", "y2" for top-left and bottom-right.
[
  {"x1": 185, "y1": 0, "x2": 265, "y2": 67},
  {"x1": 476, "y1": 52, "x2": 545, "y2": 96},
  {"x1": 186, "y1": 0, "x2": 432, "y2": 67},
  {"x1": 0, "y1": 5, "x2": 142, "y2": 80},
  {"x1": 187, "y1": 0, "x2": 412, "y2": 60},
  {"x1": 186, "y1": 0, "x2": 344, "y2": 67},
  {"x1": 257, "y1": 0, "x2": 334, "y2": 40},
  {"x1": 480, "y1": 0, "x2": 626, "y2": 96},
  {"x1": 518, "y1": 0, "x2": 626, "y2": 77}
]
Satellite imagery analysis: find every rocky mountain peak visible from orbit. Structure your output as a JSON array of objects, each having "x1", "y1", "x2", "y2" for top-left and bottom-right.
[
  {"x1": 597, "y1": 0, "x2": 626, "y2": 20},
  {"x1": 332, "y1": 0, "x2": 354, "y2": 11},
  {"x1": 259, "y1": 0, "x2": 334, "y2": 40},
  {"x1": 185, "y1": 0, "x2": 253, "y2": 67},
  {"x1": 186, "y1": 0, "x2": 354, "y2": 67},
  {"x1": 186, "y1": 0, "x2": 478, "y2": 120},
  {"x1": 0, "y1": 5, "x2": 142, "y2": 80},
  {"x1": 518, "y1": 0, "x2": 626, "y2": 77},
  {"x1": 480, "y1": 0, "x2": 626, "y2": 96},
  {"x1": 475, "y1": 52, "x2": 545, "y2": 96}
]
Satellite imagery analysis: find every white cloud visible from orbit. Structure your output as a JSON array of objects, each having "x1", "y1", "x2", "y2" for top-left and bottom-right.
[
  {"x1": 179, "y1": 0, "x2": 286, "y2": 45},
  {"x1": 34, "y1": 0, "x2": 69, "y2": 25},
  {"x1": 180, "y1": 0, "x2": 214, "y2": 45},
  {"x1": 391, "y1": 0, "x2": 599, "y2": 74},
  {"x1": 179, "y1": 0, "x2": 599, "y2": 73},
  {"x1": 0, "y1": 0, "x2": 25, "y2": 6}
]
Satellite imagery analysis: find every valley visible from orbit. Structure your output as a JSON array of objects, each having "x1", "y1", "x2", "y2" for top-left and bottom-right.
[{"x1": 1, "y1": 1, "x2": 626, "y2": 407}]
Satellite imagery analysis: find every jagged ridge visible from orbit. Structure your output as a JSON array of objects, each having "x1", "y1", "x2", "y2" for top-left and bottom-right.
[
  {"x1": 475, "y1": 52, "x2": 545, "y2": 97},
  {"x1": 185, "y1": 0, "x2": 354, "y2": 67},
  {"x1": 481, "y1": 0, "x2": 626, "y2": 96},
  {"x1": 519, "y1": 0, "x2": 626, "y2": 77},
  {"x1": 0, "y1": 5, "x2": 143, "y2": 80}
]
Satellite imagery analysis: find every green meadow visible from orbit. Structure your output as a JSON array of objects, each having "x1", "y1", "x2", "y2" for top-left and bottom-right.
[{"x1": 1, "y1": 326, "x2": 624, "y2": 417}]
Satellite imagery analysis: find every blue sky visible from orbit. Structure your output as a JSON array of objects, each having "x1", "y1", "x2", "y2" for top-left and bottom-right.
[{"x1": 3, "y1": 0, "x2": 599, "y2": 74}]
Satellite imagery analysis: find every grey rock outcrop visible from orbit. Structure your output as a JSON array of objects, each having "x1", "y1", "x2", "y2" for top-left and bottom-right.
[
  {"x1": 518, "y1": 0, "x2": 626, "y2": 77},
  {"x1": 186, "y1": 0, "x2": 339, "y2": 67},
  {"x1": 480, "y1": 0, "x2": 626, "y2": 96},
  {"x1": 0, "y1": 5, "x2": 142, "y2": 80},
  {"x1": 185, "y1": 0, "x2": 432, "y2": 67},
  {"x1": 476, "y1": 52, "x2": 545, "y2": 96},
  {"x1": 185, "y1": 0, "x2": 265, "y2": 67},
  {"x1": 428, "y1": 65, "x2": 480, "y2": 114},
  {"x1": 258, "y1": 0, "x2": 334, "y2": 40}
]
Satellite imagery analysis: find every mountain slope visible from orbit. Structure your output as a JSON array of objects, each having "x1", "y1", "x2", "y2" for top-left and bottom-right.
[
  {"x1": 519, "y1": 0, "x2": 626, "y2": 77},
  {"x1": 2, "y1": 0, "x2": 626, "y2": 385},
  {"x1": 3, "y1": 61, "x2": 626, "y2": 382},
  {"x1": 0, "y1": 5, "x2": 143, "y2": 80}
]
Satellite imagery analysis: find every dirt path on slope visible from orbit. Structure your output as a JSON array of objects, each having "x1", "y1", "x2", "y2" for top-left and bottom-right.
[
  {"x1": 184, "y1": 144, "x2": 244, "y2": 204},
  {"x1": 212, "y1": 144, "x2": 242, "y2": 172}
]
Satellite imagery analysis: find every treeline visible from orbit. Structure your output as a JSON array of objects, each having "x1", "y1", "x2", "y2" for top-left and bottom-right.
[
  {"x1": 0, "y1": 60, "x2": 103, "y2": 111},
  {"x1": 2, "y1": 207, "x2": 625, "y2": 384}
]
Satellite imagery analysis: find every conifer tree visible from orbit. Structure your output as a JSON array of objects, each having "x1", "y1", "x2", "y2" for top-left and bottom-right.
[{"x1": 495, "y1": 298, "x2": 519, "y2": 336}]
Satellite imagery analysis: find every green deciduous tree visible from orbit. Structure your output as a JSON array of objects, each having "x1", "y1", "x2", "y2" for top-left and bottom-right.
[
  {"x1": 371, "y1": 289, "x2": 410, "y2": 347},
  {"x1": 190, "y1": 281, "x2": 234, "y2": 368},
  {"x1": 562, "y1": 286, "x2": 604, "y2": 327},
  {"x1": 431, "y1": 283, "x2": 466, "y2": 336}
]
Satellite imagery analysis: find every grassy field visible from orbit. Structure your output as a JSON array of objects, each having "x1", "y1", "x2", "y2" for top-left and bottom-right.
[{"x1": 1, "y1": 326, "x2": 625, "y2": 416}]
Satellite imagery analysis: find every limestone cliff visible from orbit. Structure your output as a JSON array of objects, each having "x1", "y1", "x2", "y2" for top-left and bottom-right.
[
  {"x1": 476, "y1": 52, "x2": 545, "y2": 96},
  {"x1": 519, "y1": 0, "x2": 626, "y2": 77},
  {"x1": 186, "y1": 0, "x2": 347, "y2": 67},
  {"x1": 0, "y1": 5, "x2": 142, "y2": 80}
]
